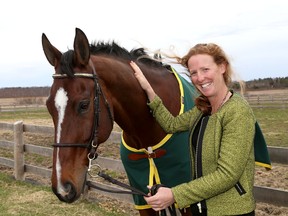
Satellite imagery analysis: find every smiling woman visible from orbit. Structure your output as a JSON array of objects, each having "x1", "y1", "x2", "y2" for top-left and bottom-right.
[{"x1": 130, "y1": 42, "x2": 271, "y2": 215}]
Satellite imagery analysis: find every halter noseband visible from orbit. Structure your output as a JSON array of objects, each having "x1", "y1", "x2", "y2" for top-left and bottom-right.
[{"x1": 51, "y1": 64, "x2": 114, "y2": 163}]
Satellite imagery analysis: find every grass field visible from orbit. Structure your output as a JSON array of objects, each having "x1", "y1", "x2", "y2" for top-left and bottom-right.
[
  {"x1": 253, "y1": 108, "x2": 288, "y2": 147},
  {"x1": 0, "y1": 172, "x2": 129, "y2": 216}
]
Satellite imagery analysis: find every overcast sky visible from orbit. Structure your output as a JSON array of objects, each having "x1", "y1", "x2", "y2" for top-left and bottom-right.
[{"x1": 0, "y1": 0, "x2": 287, "y2": 88}]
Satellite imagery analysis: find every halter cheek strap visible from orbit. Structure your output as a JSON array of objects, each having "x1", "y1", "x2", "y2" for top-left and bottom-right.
[{"x1": 52, "y1": 59, "x2": 114, "y2": 167}]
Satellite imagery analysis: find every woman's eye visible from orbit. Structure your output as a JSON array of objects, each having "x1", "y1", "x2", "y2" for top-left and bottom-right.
[{"x1": 190, "y1": 71, "x2": 197, "y2": 76}]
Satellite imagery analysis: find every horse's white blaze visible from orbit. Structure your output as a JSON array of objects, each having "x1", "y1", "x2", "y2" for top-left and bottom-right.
[{"x1": 54, "y1": 87, "x2": 68, "y2": 195}]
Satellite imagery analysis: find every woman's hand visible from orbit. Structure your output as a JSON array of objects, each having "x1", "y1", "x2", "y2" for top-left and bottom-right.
[
  {"x1": 144, "y1": 186, "x2": 175, "y2": 211},
  {"x1": 130, "y1": 61, "x2": 156, "y2": 102}
]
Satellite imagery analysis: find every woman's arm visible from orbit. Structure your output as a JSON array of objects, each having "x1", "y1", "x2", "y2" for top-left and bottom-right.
[
  {"x1": 130, "y1": 61, "x2": 156, "y2": 102},
  {"x1": 130, "y1": 61, "x2": 199, "y2": 133}
]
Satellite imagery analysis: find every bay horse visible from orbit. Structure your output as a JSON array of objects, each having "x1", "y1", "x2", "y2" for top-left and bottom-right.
[{"x1": 42, "y1": 28, "x2": 195, "y2": 216}]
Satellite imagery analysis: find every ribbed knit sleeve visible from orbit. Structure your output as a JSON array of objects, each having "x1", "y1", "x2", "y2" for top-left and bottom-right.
[{"x1": 148, "y1": 95, "x2": 200, "y2": 133}]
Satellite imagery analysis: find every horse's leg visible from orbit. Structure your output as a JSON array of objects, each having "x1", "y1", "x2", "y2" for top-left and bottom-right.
[
  {"x1": 139, "y1": 209, "x2": 159, "y2": 216},
  {"x1": 179, "y1": 207, "x2": 192, "y2": 216}
]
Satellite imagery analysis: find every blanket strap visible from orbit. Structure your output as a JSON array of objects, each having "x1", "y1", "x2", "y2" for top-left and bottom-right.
[{"x1": 128, "y1": 149, "x2": 167, "y2": 160}]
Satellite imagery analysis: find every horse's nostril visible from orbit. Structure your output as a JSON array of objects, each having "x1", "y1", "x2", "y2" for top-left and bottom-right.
[
  {"x1": 64, "y1": 182, "x2": 77, "y2": 202},
  {"x1": 52, "y1": 182, "x2": 78, "y2": 203}
]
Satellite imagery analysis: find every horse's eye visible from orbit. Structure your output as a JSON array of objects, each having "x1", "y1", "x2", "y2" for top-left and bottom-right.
[{"x1": 78, "y1": 100, "x2": 90, "y2": 113}]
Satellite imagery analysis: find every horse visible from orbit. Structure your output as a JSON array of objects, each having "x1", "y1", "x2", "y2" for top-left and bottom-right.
[{"x1": 42, "y1": 28, "x2": 195, "y2": 216}]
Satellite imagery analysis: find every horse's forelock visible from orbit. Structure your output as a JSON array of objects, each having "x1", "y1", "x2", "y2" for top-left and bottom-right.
[{"x1": 60, "y1": 50, "x2": 75, "y2": 77}]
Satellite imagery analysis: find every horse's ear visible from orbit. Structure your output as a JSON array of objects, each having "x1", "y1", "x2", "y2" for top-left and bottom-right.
[
  {"x1": 73, "y1": 28, "x2": 90, "y2": 66},
  {"x1": 41, "y1": 33, "x2": 62, "y2": 67}
]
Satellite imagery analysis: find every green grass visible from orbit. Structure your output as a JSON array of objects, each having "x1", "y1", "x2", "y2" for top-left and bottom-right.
[
  {"x1": 253, "y1": 108, "x2": 288, "y2": 147},
  {"x1": 0, "y1": 108, "x2": 50, "y2": 121},
  {"x1": 0, "y1": 172, "x2": 130, "y2": 216}
]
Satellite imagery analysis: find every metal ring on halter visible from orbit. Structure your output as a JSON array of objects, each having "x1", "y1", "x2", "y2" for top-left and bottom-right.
[
  {"x1": 91, "y1": 140, "x2": 97, "y2": 148},
  {"x1": 87, "y1": 152, "x2": 97, "y2": 172},
  {"x1": 87, "y1": 164, "x2": 102, "y2": 178},
  {"x1": 87, "y1": 152, "x2": 96, "y2": 160}
]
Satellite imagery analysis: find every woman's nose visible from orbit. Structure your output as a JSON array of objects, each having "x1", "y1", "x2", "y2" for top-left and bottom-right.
[{"x1": 196, "y1": 72, "x2": 205, "y2": 82}]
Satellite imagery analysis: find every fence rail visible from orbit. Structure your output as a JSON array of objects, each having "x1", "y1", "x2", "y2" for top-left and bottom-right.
[
  {"x1": 245, "y1": 94, "x2": 288, "y2": 109},
  {"x1": 1, "y1": 94, "x2": 288, "y2": 113},
  {"x1": 0, "y1": 104, "x2": 46, "y2": 112},
  {"x1": 0, "y1": 121, "x2": 287, "y2": 207}
]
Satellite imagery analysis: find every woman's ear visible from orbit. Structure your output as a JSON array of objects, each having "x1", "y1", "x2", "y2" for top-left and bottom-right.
[{"x1": 219, "y1": 63, "x2": 227, "y2": 74}]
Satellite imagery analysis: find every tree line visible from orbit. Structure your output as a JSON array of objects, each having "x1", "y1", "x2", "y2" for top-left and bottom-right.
[
  {"x1": 245, "y1": 77, "x2": 288, "y2": 89},
  {"x1": 230, "y1": 77, "x2": 288, "y2": 90}
]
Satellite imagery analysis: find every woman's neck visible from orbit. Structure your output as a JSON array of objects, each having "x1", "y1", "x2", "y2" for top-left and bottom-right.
[{"x1": 211, "y1": 89, "x2": 230, "y2": 114}]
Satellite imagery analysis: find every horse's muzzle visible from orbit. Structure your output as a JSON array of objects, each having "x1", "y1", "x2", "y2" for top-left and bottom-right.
[{"x1": 52, "y1": 181, "x2": 79, "y2": 203}]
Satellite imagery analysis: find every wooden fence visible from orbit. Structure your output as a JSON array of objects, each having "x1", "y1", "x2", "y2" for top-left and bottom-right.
[
  {"x1": 245, "y1": 94, "x2": 288, "y2": 109},
  {"x1": 1, "y1": 94, "x2": 288, "y2": 113},
  {"x1": 0, "y1": 104, "x2": 46, "y2": 112},
  {"x1": 0, "y1": 121, "x2": 287, "y2": 207}
]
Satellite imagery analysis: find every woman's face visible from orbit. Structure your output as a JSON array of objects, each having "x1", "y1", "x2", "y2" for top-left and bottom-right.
[{"x1": 188, "y1": 54, "x2": 226, "y2": 98}]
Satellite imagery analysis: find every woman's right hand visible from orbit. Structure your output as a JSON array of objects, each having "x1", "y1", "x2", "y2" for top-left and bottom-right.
[{"x1": 130, "y1": 61, "x2": 156, "y2": 101}]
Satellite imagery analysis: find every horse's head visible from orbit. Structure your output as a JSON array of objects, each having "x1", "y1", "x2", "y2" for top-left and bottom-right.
[{"x1": 42, "y1": 28, "x2": 114, "y2": 203}]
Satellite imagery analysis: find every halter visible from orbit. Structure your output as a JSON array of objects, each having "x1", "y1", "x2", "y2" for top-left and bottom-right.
[
  {"x1": 51, "y1": 62, "x2": 114, "y2": 168},
  {"x1": 50, "y1": 64, "x2": 153, "y2": 199}
]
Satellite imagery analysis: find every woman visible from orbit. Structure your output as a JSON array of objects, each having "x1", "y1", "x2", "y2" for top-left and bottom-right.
[{"x1": 130, "y1": 43, "x2": 256, "y2": 215}]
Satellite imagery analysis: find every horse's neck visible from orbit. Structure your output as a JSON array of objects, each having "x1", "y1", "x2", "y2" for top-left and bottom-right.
[{"x1": 96, "y1": 58, "x2": 181, "y2": 149}]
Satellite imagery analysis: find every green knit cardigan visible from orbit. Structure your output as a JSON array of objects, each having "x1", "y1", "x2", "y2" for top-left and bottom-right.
[{"x1": 148, "y1": 92, "x2": 256, "y2": 215}]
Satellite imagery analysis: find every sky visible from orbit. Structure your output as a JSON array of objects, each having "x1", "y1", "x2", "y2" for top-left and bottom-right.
[{"x1": 0, "y1": 0, "x2": 287, "y2": 88}]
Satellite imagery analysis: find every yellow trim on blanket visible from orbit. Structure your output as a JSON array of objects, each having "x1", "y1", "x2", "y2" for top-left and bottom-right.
[
  {"x1": 172, "y1": 68, "x2": 185, "y2": 115},
  {"x1": 135, "y1": 204, "x2": 152, "y2": 210},
  {"x1": 134, "y1": 202, "x2": 181, "y2": 210},
  {"x1": 149, "y1": 157, "x2": 161, "y2": 186},
  {"x1": 121, "y1": 133, "x2": 173, "y2": 152},
  {"x1": 255, "y1": 161, "x2": 272, "y2": 170}
]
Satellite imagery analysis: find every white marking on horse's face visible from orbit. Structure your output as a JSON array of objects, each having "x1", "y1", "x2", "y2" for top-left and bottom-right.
[
  {"x1": 55, "y1": 87, "x2": 68, "y2": 143},
  {"x1": 54, "y1": 87, "x2": 68, "y2": 195}
]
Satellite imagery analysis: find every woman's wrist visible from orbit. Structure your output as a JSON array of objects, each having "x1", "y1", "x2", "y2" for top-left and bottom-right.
[{"x1": 146, "y1": 88, "x2": 156, "y2": 102}]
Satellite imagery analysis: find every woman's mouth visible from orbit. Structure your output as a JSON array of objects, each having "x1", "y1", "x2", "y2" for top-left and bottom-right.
[{"x1": 201, "y1": 82, "x2": 212, "y2": 89}]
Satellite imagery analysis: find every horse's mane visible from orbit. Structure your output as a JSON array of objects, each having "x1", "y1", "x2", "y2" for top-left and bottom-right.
[
  {"x1": 60, "y1": 41, "x2": 169, "y2": 76},
  {"x1": 90, "y1": 41, "x2": 164, "y2": 67}
]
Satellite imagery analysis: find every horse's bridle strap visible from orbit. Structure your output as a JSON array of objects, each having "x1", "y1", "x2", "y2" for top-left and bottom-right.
[
  {"x1": 52, "y1": 143, "x2": 90, "y2": 148},
  {"x1": 51, "y1": 72, "x2": 100, "y2": 152},
  {"x1": 51, "y1": 68, "x2": 114, "y2": 158},
  {"x1": 52, "y1": 73, "x2": 96, "y2": 79},
  {"x1": 86, "y1": 171, "x2": 147, "y2": 197}
]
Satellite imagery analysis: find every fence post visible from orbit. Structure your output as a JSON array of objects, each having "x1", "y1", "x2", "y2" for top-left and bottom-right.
[{"x1": 14, "y1": 121, "x2": 25, "y2": 180}]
